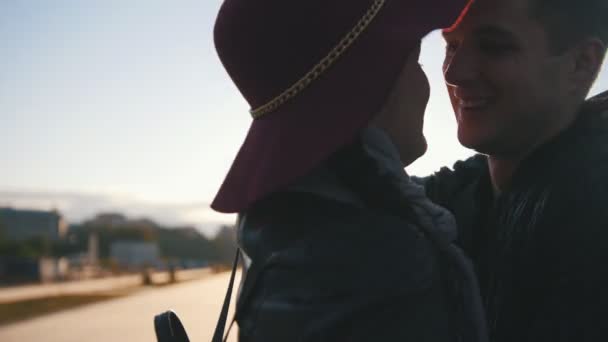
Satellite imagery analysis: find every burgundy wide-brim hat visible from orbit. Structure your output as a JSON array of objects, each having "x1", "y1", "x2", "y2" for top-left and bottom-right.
[{"x1": 212, "y1": 0, "x2": 472, "y2": 213}]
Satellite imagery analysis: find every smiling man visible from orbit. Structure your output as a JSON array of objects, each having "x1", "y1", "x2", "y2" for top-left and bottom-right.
[{"x1": 416, "y1": 0, "x2": 608, "y2": 341}]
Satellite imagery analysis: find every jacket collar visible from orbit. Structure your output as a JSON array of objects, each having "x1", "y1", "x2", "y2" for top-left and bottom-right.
[
  {"x1": 286, "y1": 126, "x2": 401, "y2": 209},
  {"x1": 509, "y1": 90, "x2": 608, "y2": 189}
]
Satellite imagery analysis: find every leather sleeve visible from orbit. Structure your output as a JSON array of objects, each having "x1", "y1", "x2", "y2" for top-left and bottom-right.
[{"x1": 412, "y1": 154, "x2": 488, "y2": 208}]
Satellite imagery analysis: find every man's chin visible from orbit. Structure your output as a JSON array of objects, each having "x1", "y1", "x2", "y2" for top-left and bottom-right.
[{"x1": 457, "y1": 130, "x2": 494, "y2": 154}]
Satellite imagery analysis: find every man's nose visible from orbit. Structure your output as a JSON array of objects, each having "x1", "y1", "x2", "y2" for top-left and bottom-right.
[{"x1": 443, "y1": 45, "x2": 478, "y2": 87}]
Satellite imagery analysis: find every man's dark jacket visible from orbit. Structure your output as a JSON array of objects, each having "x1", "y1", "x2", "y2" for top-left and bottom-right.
[{"x1": 417, "y1": 91, "x2": 608, "y2": 342}]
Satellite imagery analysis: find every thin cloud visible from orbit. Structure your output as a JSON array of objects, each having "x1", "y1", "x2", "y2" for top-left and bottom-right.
[{"x1": 0, "y1": 189, "x2": 235, "y2": 237}]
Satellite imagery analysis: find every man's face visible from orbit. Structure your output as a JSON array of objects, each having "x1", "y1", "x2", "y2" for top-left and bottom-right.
[{"x1": 443, "y1": 0, "x2": 572, "y2": 156}]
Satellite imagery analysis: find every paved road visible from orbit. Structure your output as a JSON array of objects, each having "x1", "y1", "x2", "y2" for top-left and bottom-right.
[{"x1": 0, "y1": 272, "x2": 240, "y2": 342}]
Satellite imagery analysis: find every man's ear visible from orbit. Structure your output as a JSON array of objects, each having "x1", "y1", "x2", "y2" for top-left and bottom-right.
[{"x1": 568, "y1": 38, "x2": 606, "y2": 96}]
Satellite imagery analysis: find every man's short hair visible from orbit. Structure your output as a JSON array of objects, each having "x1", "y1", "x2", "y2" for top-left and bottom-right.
[{"x1": 531, "y1": 0, "x2": 608, "y2": 53}]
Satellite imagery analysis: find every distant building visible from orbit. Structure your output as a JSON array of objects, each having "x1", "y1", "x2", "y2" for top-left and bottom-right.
[
  {"x1": 0, "y1": 208, "x2": 68, "y2": 241},
  {"x1": 85, "y1": 213, "x2": 128, "y2": 227},
  {"x1": 0, "y1": 257, "x2": 39, "y2": 284},
  {"x1": 110, "y1": 241, "x2": 160, "y2": 269},
  {"x1": 84, "y1": 213, "x2": 157, "y2": 229},
  {"x1": 0, "y1": 256, "x2": 68, "y2": 284}
]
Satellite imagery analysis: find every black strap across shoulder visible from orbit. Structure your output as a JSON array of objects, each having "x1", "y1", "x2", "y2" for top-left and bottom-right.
[{"x1": 211, "y1": 248, "x2": 241, "y2": 342}]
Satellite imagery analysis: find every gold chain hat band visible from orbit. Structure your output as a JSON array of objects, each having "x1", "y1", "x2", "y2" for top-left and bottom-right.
[{"x1": 250, "y1": 0, "x2": 386, "y2": 119}]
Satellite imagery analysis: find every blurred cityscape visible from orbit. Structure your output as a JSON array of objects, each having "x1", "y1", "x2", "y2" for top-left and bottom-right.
[
  {"x1": 0, "y1": 207, "x2": 237, "y2": 286},
  {"x1": 0, "y1": 207, "x2": 240, "y2": 341}
]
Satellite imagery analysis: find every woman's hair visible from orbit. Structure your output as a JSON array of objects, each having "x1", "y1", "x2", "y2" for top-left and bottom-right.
[
  {"x1": 327, "y1": 137, "x2": 419, "y2": 220},
  {"x1": 247, "y1": 137, "x2": 419, "y2": 225},
  {"x1": 531, "y1": 0, "x2": 608, "y2": 53}
]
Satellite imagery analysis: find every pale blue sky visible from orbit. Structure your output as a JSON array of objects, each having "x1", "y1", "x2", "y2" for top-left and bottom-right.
[{"x1": 1, "y1": 1, "x2": 607, "y2": 234}]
